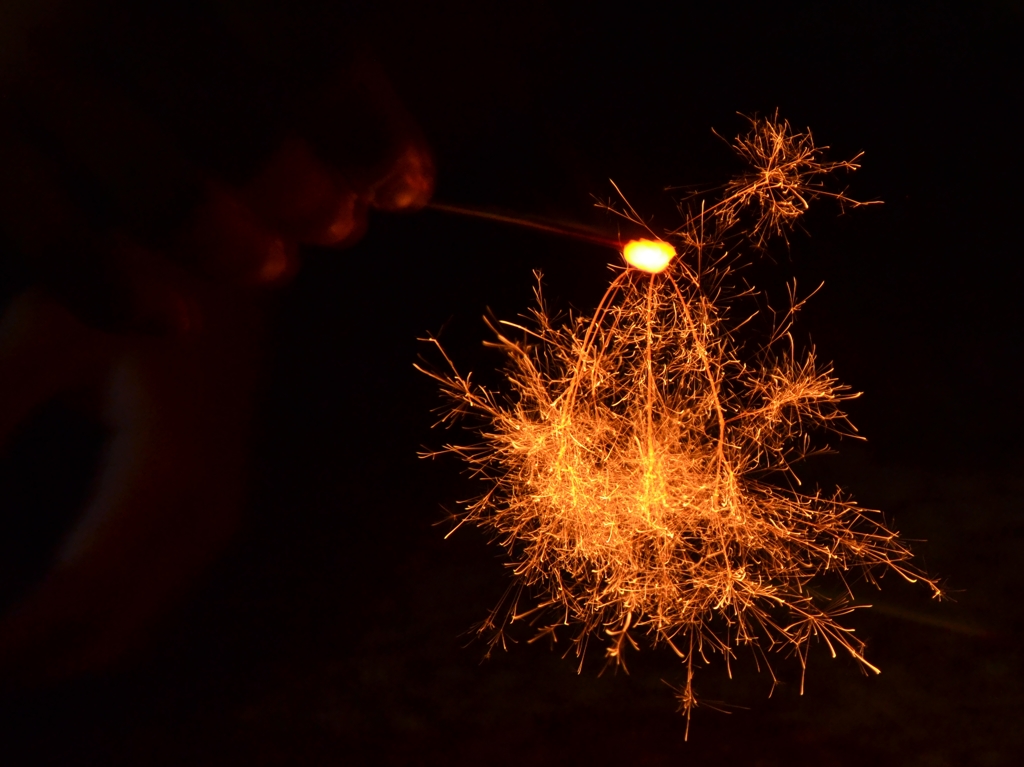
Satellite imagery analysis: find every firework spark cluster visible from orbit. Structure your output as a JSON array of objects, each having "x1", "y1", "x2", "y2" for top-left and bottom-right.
[{"x1": 418, "y1": 115, "x2": 941, "y2": 730}]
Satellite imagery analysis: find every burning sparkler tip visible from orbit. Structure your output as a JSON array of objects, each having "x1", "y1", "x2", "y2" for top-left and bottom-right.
[{"x1": 622, "y1": 238, "x2": 676, "y2": 273}]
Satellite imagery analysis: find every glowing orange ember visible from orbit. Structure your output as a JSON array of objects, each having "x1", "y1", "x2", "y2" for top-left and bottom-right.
[{"x1": 623, "y1": 238, "x2": 676, "y2": 272}]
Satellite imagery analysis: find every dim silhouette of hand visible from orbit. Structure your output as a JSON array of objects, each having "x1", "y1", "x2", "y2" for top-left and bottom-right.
[{"x1": 0, "y1": 1, "x2": 433, "y2": 684}]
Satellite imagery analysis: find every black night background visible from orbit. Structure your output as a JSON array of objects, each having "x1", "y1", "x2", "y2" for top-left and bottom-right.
[{"x1": 0, "y1": 1, "x2": 1021, "y2": 764}]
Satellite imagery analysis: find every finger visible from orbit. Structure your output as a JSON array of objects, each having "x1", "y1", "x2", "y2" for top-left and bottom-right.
[
  {"x1": 237, "y1": 56, "x2": 435, "y2": 248},
  {"x1": 368, "y1": 140, "x2": 435, "y2": 213},
  {"x1": 174, "y1": 181, "x2": 298, "y2": 286},
  {"x1": 300, "y1": 53, "x2": 435, "y2": 216},
  {"x1": 239, "y1": 136, "x2": 363, "y2": 248}
]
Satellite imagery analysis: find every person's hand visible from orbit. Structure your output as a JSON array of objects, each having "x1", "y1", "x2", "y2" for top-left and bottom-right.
[
  {"x1": 1, "y1": 1, "x2": 434, "y2": 330},
  {"x1": 0, "y1": 0, "x2": 433, "y2": 684}
]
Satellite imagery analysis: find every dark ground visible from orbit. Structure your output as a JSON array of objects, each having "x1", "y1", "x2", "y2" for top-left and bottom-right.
[{"x1": 1, "y1": 2, "x2": 1022, "y2": 764}]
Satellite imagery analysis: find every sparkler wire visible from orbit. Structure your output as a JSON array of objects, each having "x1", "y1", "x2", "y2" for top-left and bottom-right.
[{"x1": 427, "y1": 201, "x2": 622, "y2": 249}]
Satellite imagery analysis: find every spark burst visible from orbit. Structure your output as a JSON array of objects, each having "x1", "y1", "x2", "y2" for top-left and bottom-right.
[{"x1": 418, "y1": 114, "x2": 941, "y2": 733}]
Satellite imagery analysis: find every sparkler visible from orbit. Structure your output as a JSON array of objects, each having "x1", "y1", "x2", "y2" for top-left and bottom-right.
[{"x1": 418, "y1": 114, "x2": 941, "y2": 734}]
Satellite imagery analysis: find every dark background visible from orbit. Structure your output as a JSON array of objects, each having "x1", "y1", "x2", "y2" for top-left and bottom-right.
[{"x1": 2, "y1": 1, "x2": 1022, "y2": 764}]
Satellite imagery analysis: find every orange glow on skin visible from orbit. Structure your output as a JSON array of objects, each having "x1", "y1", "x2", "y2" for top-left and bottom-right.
[{"x1": 623, "y1": 238, "x2": 676, "y2": 273}]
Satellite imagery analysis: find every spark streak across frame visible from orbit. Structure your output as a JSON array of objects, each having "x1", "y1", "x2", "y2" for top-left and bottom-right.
[{"x1": 418, "y1": 114, "x2": 940, "y2": 736}]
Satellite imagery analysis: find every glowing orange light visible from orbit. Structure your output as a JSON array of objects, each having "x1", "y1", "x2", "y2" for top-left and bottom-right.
[
  {"x1": 419, "y1": 114, "x2": 932, "y2": 736},
  {"x1": 623, "y1": 238, "x2": 676, "y2": 273}
]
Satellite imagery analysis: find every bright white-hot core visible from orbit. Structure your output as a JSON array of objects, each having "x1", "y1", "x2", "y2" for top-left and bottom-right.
[{"x1": 623, "y1": 239, "x2": 676, "y2": 273}]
